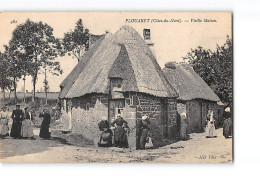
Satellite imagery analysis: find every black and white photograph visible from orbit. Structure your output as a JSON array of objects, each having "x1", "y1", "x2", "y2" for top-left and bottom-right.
[{"x1": 0, "y1": 12, "x2": 233, "y2": 163}]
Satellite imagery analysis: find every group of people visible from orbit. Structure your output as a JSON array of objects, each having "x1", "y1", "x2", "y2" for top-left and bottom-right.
[
  {"x1": 205, "y1": 107, "x2": 233, "y2": 138},
  {"x1": 177, "y1": 107, "x2": 233, "y2": 140},
  {"x1": 0, "y1": 104, "x2": 52, "y2": 140},
  {"x1": 98, "y1": 114, "x2": 151, "y2": 150}
]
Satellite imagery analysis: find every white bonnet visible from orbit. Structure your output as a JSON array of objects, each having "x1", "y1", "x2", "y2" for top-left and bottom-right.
[{"x1": 142, "y1": 115, "x2": 148, "y2": 120}]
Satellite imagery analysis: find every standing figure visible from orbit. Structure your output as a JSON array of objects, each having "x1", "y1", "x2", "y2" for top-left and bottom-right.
[
  {"x1": 39, "y1": 108, "x2": 51, "y2": 139},
  {"x1": 140, "y1": 115, "x2": 150, "y2": 150},
  {"x1": 205, "y1": 110, "x2": 216, "y2": 138},
  {"x1": 0, "y1": 106, "x2": 10, "y2": 139},
  {"x1": 111, "y1": 115, "x2": 129, "y2": 148},
  {"x1": 10, "y1": 104, "x2": 24, "y2": 139},
  {"x1": 180, "y1": 112, "x2": 188, "y2": 141},
  {"x1": 21, "y1": 107, "x2": 35, "y2": 139},
  {"x1": 136, "y1": 118, "x2": 143, "y2": 150},
  {"x1": 98, "y1": 116, "x2": 113, "y2": 147},
  {"x1": 223, "y1": 107, "x2": 232, "y2": 138}
]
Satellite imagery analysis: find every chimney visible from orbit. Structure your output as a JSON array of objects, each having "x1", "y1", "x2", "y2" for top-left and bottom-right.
[{"x1": 143, "y1": 29, "x2": 156, "y2": 58}]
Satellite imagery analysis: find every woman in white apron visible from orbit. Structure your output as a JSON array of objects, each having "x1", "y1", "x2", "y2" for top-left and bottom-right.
[
  {"x1": 21, "y1": 107, "x2": 35, "y2": 139},
  {"x1": 205, "y1": 110, "x2": 216, "y2": 138},
  {"x1": 0, "y1": 105, "x2": 10, "y2": 139}
]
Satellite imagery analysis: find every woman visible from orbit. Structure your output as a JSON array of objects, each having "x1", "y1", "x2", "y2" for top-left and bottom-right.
[
  {"x1": 223, "y1": 107, "x2": 232, "y2": 138},
  {"x1": 180, "y1": 112, "x2": 188, "y2": 141},
  {"x1": 0, "y1": 106, "x2": 10, "y2": 139},
  {"x1": 21, "y1": 107, "x2": 35, "y2": 139},
  {"x1": 39, "y1": 108, "x2": 51, "y2": 139},
  {"x1": 10, "y1": 104, "x2": 24, "y2": 139},
  {"x1": 205, "y1": 110, "x2": 216, "y2": 138},
  {"x1": 98, "y1": 116, "x2": 113, "y2": 147},
  {"x1": 111, "y1": 115, "x2": 129, "y2": 148},
  {"x1": 140, "y1": 115, "x2": 150, "y2": 150}
]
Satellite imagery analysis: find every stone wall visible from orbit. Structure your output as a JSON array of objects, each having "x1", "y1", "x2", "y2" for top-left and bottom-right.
[
  {"x1": 60, "y1": 92, "x2": 178, "y2": 148},
  {"x1": 124, "y1": 92, "x2": 177, "y2": 147},
  {"x1": 60, "y1": 94, "x2": 108, "y2": 145},
  {"x1": 176, "y1": 100, "x2": 223, "y2": 134},
  {"x1": 167, "y1": 98, "x2": 178, "y2": 138}
]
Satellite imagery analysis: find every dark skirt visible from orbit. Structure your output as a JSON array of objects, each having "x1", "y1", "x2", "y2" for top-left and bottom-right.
[
  {"x1": 39, "y1": 120, "x2": 50, "y2": 139},
  {"x1": 10, "y1": 122, "x2": 22, "y2": 138},
  {"x1": 98, "y1": 130, "x2": 113, "y2": 147},
  {"x1": 223, "y1": 119, "x2": 232, "y2": 138},
  {"x1": 114, "y1": 126, "x2": 128, "y2": 148},
  {"x1": 140, "y1": 129, "x2": 149, "y2": 150}
]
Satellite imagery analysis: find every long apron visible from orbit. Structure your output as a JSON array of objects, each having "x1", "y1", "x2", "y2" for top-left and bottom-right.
[
  {"x1": 21, "y1": 119, "x2": 34, "y2": 138},
  {"x1": 0, "y1": 119, "x2": 9, "y2": 137}
]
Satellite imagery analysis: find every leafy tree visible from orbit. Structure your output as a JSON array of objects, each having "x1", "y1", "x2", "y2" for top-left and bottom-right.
[
  {"x1": 62, "y1": 19, "x2": 90, "y2": 62},
  {"x1": 0, "y1": 50, "x2": 12, "y2": 101},
  {"x1": 3, "y1": 45, "x2": 24, "y2": 103},
  {"x1": 183, "y1": 36, "x2": 232, "y2": 106},
  {"x1": 9, "y1": 19, "x2": 63, "y2": 102},
  {"x1": 42, "y1": 62, "x2": 63, "y2": 105}
]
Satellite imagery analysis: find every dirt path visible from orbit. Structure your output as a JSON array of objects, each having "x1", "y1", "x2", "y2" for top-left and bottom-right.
[{"x1": 0, "y1": 128, "x2": 232, "y2": 163}]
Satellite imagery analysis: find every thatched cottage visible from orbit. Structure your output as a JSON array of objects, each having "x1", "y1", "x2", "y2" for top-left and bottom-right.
[
  {"x1": 59, "y1": 26, "x2": 179, "y2": 148},
  {"x1": 162, "y1": 62, "x2": 223, "y2": 133}
]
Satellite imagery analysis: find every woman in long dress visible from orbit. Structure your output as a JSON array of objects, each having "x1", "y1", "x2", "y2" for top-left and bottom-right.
[
  {"x1": 111, "y1": 115, "x2": 129, "y2": 148},
  {"x1": 223, "y1": 107, "x2": 232, "y2": 138},
  {"x1": 0, "y1": 106, "x2": 10, "y2": 139},
  {"x1": 10, "y1": 104, "x2": 24, "y2": 139},
  {"x1": 21, "y1": 107, "x2": 35, "y2": 139},
  {"x1": 180, "y1": 112, "x2": 188, "y2": 141},
  {"x1": 140, "y1": 115, "x2": 150, "y2": 150},
  {"x1": 98, "y1": 116, "x2": 113, "y2": 147},
  {"x1": 39, "y1": 109, "x2": 51, "y2": 139},
  {"x1": 205, "y1": 110, "x2": 216, "y2": 138}
]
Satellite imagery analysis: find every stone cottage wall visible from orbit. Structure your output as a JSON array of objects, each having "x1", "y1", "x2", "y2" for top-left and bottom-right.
[
  {"x1": 60, "y1": 94, "x2": 108, "y2": 145},
  {"x1": 167, "y1": 98, "x2": 178, "y2": 138},
  {"x1": 124, "y1": 92, "x2": 177, "y2": 147},
  {"x1": 186, "y1": 100, "x2": 202, "y2": 133},
  {"x1": 183, "y1": 100, "x2": 222, "y2": 133}
]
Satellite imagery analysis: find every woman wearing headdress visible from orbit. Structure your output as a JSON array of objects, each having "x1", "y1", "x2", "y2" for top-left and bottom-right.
[
  {"x1": 205, "y1": 110, "x2": 216, "y2": 138},
  {"x1": 0, "y1": 105, "x2": 10, "y2": 139},
  {"x1": 223, "y1": 107, "x2": 232, "y2": 138},
  {"x1": 98, "y1": 116, "x2": 113, "y2": 147},
  {"x1": 10, "y1": 104, "x2": 24, "y2": 139},
  {"x1": 111, "y1": 114, "x2": 129, "y2": 148},
  {"x1": 140, "y1": 115, "x2": 150, "y2": 150},
  {"x1": 39, "y1": 108, "x2": 51, "y2": 139},
  {"x1": 21, "y1": 107, "x2": 35, "y2": 139},
  {"x1": 180, "y1": 112, "x2": 188, "y2": 141}
]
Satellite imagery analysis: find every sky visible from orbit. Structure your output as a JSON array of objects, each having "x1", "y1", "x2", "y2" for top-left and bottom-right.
[{"x1": 0, "y1": 12, "x2": 232, "y2": 92}]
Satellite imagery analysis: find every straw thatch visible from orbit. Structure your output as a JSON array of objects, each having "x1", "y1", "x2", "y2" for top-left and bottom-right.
[
  {"x1": 162, "y1": 62, "x2": 220, "y2": 102},
  {"x1": 59, "y1": 26, "x2": 178, "y2": 99},
  {"x1": 59, "y1": 34, "x2": 106, "y2": 98}
]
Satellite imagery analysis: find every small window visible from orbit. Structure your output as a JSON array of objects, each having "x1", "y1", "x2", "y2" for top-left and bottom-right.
[{"x1": 110, "y1": 78, "x2": 123, "y2": 90}]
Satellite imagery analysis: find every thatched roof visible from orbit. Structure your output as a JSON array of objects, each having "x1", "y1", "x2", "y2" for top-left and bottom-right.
[
  {"x1": 59, "y1": 26, "x2": 178, "y2": 99},
  {"x1": 162, "y1": 62, "x2": 220, "y2": 102}
]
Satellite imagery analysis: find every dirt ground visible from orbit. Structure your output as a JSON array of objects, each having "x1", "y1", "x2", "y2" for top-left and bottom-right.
[{"x1": 0, "y1": 128, "x2": 232, "y2": 163}]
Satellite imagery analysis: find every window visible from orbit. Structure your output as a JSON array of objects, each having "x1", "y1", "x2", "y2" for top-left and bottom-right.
[
  {"x1": 109, "y1": 100, "x2": 125, "y2": 120},
  {"x1": 110, "y1": 78, "x2": 123, "y2": 90}
]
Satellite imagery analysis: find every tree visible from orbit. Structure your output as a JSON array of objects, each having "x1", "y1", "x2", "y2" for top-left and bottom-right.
[
  {"x1": 183, "y1": 36, "x2": 233, "y2": 106},
  {"x1": 3, "y1": 45, "x2": 24, "y2": 103},
  {"x1": 9, "y1": 19, "x2": 63, "y2": 102},
  {"x1": 0, "y1": 50, "x2": 12, "y2": 101},
  {"x1": 62, "y1": 19, "x2": 90, "y2": 62},
  {"x1": 42, "y1": 61, "x2": 62, "y2": 105}
]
